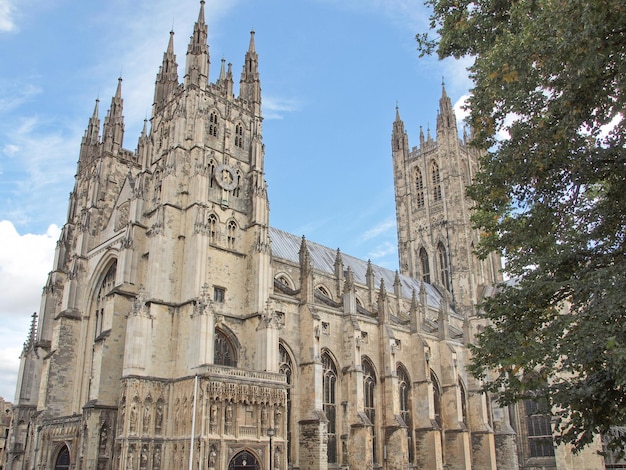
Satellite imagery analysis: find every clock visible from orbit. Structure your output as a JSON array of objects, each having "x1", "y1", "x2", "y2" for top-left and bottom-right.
[{"x1": 214, "y1": 164, "x2": 238, "y2": 191}]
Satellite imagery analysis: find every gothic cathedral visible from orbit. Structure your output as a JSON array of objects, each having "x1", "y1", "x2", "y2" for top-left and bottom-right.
[{"x1": 9, "y1": 2, "x2": 592, "y2": 469}]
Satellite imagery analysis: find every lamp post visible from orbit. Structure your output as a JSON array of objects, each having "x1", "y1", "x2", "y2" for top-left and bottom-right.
[{"x1": 267, "y1": 427, "x2": 275, "y2": 470}]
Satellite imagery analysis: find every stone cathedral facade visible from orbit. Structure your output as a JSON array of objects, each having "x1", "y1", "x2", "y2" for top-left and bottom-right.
[{"x1": 7, "y1": 2, "x2": 610, "y2": 470}]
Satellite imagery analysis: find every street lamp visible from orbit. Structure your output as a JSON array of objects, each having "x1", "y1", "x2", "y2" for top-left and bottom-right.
[{"x1": 267, "y1": 427, "x2": 275, "y2": 470}]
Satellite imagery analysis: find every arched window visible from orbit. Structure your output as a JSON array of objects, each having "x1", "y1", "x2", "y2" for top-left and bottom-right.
[
  {"x1": 419, "y1": 248, "x2": 431, "y2": 284},
  {"x1": 431, "y1": 371, "x2": 443, "y2": 428},
  {"x1": 524, "y1": 400, "x2": 555, "y2": 458},
  {"x1": 398, "y1": 365, "x2": 414, "y2": 464},
  {"x1": 208, "y1": 160, "x2": 216, "y2": 188},
  {"x1": 234, "y1": 123, "x2": 244, "y2": 148},
  {"x1": 208, "y1": 214, "x2": 218, "y2": 244},
  {"x1": 214, "y1": 329, "x2": 236, "y2": 367},
  {"x1": 363, "y1": 359, "x2": 377, "y2": 464},
  {"x1": 459, "y1": 378, "x2": 468, "y2": 426},
  {"x1": 209, "y1": 111, "x2": 219, "y2": 137},
  {"x1": 415, "y1": 168, "x2": 425, "y2": 208},
  {"x1": 54, "y1": 445, "x2": 71, "y2": 470},
  {"x1": 94, "y1": 261, "x2": 116, "y2": 338},
  {"x1": 431, "y1": 161, "x2": 442, "y2": 202},
  {"x1": 227, "y1": 220, "x2": 237, "y2": 249},
  {"x1": 316, "y1": 285, "x2": 332, "y2": 299},
  {"x1": 233, "y1": 171, "x2": 242, "y2": 198},
  {"x1": 437, "y1": 242, "x2": 450, "y2": 291},
  {"x1": 279, "y1": 344, "x2": 294, "y2": 466},
  {"x1": 228, "y1": 450, "x2": 259, "y2": 470},
  {"x1": 322, "y1": 351, "x2": 338, "y2": 464}
]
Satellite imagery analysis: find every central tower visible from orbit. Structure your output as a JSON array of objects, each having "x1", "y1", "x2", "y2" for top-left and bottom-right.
[{"x1": 391, "y1": 84, "x2": 503, "y2": 319}]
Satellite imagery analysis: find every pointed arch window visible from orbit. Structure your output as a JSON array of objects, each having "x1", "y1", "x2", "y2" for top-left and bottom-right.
[
  {"x1": 363, "y1": 359, "x2": 377, "y2": 464},
  {"x1": 54, "y1": 445, "x2": 71, "y2": 470},
  {"x1": 459, "y1": 378, "x2": 468, "y2": 426},
  {"x1": 437, "y1": 242, "x2": 450, "y2": 291},
  {"x1": 322, "y1": 351, "x2": 338, "y2": 464},
  {"x1": 415, "y1": 168, "x2": 425, "y2": 208},
  {"x1": 524, "y1": 400, "x2": 555, "y2": 458},
  {"x1": 209, "y1": 112, "x2": 219, "y2": 137},
  {"x1": 208, "y1": 214, "x2": 218, "y2": 244},
  {"x1": 431, "y1": 371, "x2": 443, "y2": 428},
  {"x1": 227, "y1": 220, "x2": 237, "y2": 249},
  {"x1": 233, "y1": 171, "x2": 242, "y2": 198},
  {"x1": 279, "y1": 344, "x2": 294, "y2": 466},
  {"x1": 214, "y1": 329, "x2": 236, "y2": 367},
  {"x1": 208, "y1": 160, "x2": 216, "y2": 188},
  {"x1": 234, "y1": 123, "x2": 244, "y2": 148},
  {"x1": 431, "y1": 161, "x2": 442, "y2": 202},
  {"x1": 419, "y1": 248, "x2": 431, "y2": 284},
  {"x1": 94, "y1": 261, "x2": 116, "y2": 338},
  {"x1": 398, "y1": 365, "x2": 414, "y2": 464}
]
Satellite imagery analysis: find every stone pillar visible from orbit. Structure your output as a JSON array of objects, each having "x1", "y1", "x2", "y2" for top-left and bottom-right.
[
  {"x1": 414, "y1": 428, "x2": 444, "y2": 470},
  {"x1": 492, "y1": 401, "x2": 519, "y2": 470},
  {"x1": 299, "y1": 414, "x2": 328, "y2": 470},
  {"x1": 348, "y1": 423, "x2": 373, "y2": 470},
  {"x1": 384, "y1": 425, "x2": 408, "y2": 469}
]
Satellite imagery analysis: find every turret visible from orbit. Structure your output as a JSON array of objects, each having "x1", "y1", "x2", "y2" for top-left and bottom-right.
[
  {"x1": 184, "y1": 0, "x2": 209, "y2": 90},
  {"x1": 239, "y1": 31, "x2": 261, "y2": 108},
  {"x1": 217, "y1": 58, "x2": 234, "y2": 97},
  {"x1": 102, "y1": 78, "x2": 125, "y2": 155},
  {"x1": 79, "y1": 99, "x2": 100, "y2": 168},
  {"x1": 154, "y1": 30, "x2": 179, "y2": 111},
  {"x1": 436, "y1": 80, "x2": 457, "y2": 134}
]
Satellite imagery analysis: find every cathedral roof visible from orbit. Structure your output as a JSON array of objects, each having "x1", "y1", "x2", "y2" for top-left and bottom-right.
[{"x1": 269, "y1": 227, "x2": 446, "y2": 311}]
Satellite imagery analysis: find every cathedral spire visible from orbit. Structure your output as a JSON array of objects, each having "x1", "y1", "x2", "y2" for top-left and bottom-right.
[
  {"x1": 79, "y1": 98, "x2": 101, "y2": 166},
  {"x1": 103, "y1": 77, "x2": 125, "y2": 154},
  {"x1": 154, "y1": 30, "x2": 179, "y2": 110},
  {"x1": 239, "y1": 30, "x2": 261, "y2": 106},
  {"x1": 392, "y1": 103, "x2": 407, "y2": 154},
  {"x1": 184, "y1": 0, "x2": 209, "y2": 90},
  {"x1": 22, "y1": 312, "x2": 38, "y2": 356},
  {"x1": 436, "y1": 78, "x2": 457, "y2": 132}
]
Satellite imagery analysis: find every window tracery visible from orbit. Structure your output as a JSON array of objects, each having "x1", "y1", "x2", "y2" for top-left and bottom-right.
[
  {"x1": 322, "y1": 351, "x2": 338, "y2": 464},
  {"x1": 432, "y1": 161, "x2": 442, "y2": 202}
]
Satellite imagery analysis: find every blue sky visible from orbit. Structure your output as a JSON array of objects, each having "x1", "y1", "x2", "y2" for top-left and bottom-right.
[{"x1": 0, "y1": 0, "x2": 471, "y2": 400}]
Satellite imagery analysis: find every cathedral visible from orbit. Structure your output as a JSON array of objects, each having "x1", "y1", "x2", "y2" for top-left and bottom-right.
[{"x1": 6, "y1": 2, "x2": 611, "y2": 470}]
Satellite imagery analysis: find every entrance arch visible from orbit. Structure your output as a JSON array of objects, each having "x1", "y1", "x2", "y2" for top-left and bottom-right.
[
  {"x1": 54, "y1": 445, "x2": 70, "y2": 470},
  {"x1": 228, "y1": 450, "x2": 260, "y2": 470}
]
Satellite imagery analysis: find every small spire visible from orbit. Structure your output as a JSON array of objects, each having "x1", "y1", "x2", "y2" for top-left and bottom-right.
[
  {"x1": 248, "y1": 30, "x2": 256, "y2": 53},
  {"x1": 239, "y1": 30, "x2": 261, "y2": 105},
  {"x1": 219, "y1": 57, "x2": 226, "y2": 81},
  {"x1": 185, "y1": 0, "x2": 210, "y2": 89},
  {"x1": 22, "y1": 312, "x2": 38, "y2": 355},
  {"x1": 395, "y1": 102, "x2": 401, "y2": 122},
  {"x1": 378, "y1": 278, "x2": 387, "y2": 300},
  {"x1": 198, "y1": 0, "x2": 206, "y2": 22},
  {"x1": 115, "y1": 76, "x2": 122, "y2": 98}
]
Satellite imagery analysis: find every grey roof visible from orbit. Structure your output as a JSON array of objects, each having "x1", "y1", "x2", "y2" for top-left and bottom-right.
[{"x1": 269, "y1": 227, "x2": 444, "y2": 310}]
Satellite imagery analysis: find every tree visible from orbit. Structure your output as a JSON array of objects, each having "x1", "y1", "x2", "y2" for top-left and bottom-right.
[{"x1": 418, "y1": 0, "x2": 626, "y2": 454}]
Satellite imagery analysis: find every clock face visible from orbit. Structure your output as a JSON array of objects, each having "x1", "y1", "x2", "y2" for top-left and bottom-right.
[{"x1": 215, "y1": 164, "x2": 238, "y2": 191}]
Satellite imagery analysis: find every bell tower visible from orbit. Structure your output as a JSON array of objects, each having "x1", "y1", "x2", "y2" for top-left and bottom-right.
[{"x1": 392, "y1": 84, "x2": 502, "y2": 318}]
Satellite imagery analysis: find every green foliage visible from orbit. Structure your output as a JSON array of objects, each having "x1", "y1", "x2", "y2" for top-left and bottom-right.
[{"x1": 419, "y1": 0, "x2": 626, "y2": 454}]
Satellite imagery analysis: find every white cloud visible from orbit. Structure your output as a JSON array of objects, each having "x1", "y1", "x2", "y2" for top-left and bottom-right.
[
  {"x1": 0, "y1": 81, "x2": 42, "y2": 114},
  {"x1": 263, "y1": 96, "x2": 301, "y2": 120},
  {"x1": 362, "y1": 218, "x2": 396, "y2": 241},
  {"x1": 368, "y1": 240, "x2": 397, "y2": 260},
  {"x1": 0, "y1": 221, "x2": 59, "y2": 400},
  {"x1": 0, "y1": 0, "x2": 17, "y2": 33},
  {"x1": 453, "y1": 94, "x2": 471, "y2": 130}
]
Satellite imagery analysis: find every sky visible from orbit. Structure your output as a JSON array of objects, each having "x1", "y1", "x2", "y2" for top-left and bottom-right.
[{"x1": 0, "y1": 0, "x2": 472, "y2": 401}]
